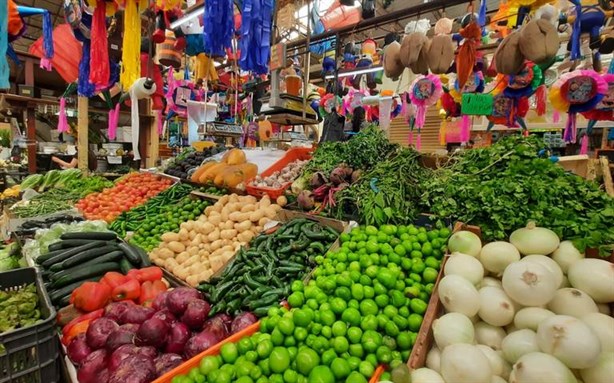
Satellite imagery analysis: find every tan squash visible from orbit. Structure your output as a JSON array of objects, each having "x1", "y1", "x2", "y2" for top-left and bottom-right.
[
  {"x1": 191, "y1": 161, "x2": 217, "y2": 182},
  {"x1": 213, "y1": 173, "x2": 226, "y2": 187},
  {"x1": 225, "y1": 148, "x2": 247, "y2": 165},
  {"x1": 198, "y1": 162, "x2": 227, "y2": 183}
]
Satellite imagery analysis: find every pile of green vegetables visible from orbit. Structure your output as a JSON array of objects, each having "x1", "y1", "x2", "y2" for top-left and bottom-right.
[
  {"x1": 332, "y1": 148, "x2": 431, "y2": 225},
  {"x1": 0, "y1": 243, "x2": 24, "y2": 272},
  {"x1": 20, "y1": 169, "x2": 83, "y2": 192},
  {"x1": 421, "y1": 135, "x2": 614, "y2": 255},
  {"x1": 198, "y1": 218, "x2": 339, "y2": 317},
  {"x1": 0, "y1": 283, "x2": 41, "y2": 333}
]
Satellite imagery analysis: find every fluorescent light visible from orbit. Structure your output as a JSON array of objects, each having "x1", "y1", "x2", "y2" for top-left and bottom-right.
[
  {"x1": 170, "y1": 6, "x2": 204, "y2": 29},
  {"x1": 325, "y1": 66, "x2": 383, "y2": 79}
]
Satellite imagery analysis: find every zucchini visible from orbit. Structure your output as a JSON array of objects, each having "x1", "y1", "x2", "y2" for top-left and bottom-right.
[
  {"x1": 41, "y1": 241, "x2": 105, "y2": 269},
  {"x1": 60, "y1": 232, "x2": 118, "y2": 241},
  {"x1": 118, "y1": 242, "x2": 141, "y2": 266},
  {"x1": 48, "y1": 239, "x2": 96, "y2": 251},
  {"x1": 52, "y1": 262, "x2": 120, "y2": 289},
  {"x1": 59, "y1": 245, "x2": 120, "y2": 269},
  {"x1": 119, "y1": 258, "x2": 135, "y2": 273}
]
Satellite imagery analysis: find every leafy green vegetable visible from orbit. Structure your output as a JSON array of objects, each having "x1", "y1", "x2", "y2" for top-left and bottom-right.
[
  {"x1": 421, "y1": 135, "x2": 614, "y2": 255},
  {"x1": 20, "y1": 174, "x2": 43, "y2": 190}
]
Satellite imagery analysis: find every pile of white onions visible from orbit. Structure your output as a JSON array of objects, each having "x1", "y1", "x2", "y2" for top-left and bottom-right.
[{"x1": 413, "y1": 223, "x2": 614, "y2": 383}]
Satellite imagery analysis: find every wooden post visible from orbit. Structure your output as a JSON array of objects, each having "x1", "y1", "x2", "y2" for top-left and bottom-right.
[
  {"x1": 147, "y1": 112, "x2": 160, "y2": 168},
  {"x1": 77, "y1": 96, "x2": 89, "y2": 172},
  {"x1": 26, "y1": 107, "x2": 36, "y2": 174}
]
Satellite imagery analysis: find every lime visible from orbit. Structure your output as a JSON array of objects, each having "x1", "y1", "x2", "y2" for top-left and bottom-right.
[
  {"x1": 424, "y1": 257, "x2": 440, "y2": 270},
  {"x1": 215, "y1": 370, "x2": 232, "y2": 383},
  {"x1": 365, "y1": 265, "x2": 379, "y2": 279},
  {"x1": 321, "y1": 349, "x2": 337, "y2": 366},
  {"x1": 319, "y1": 310, "x2": 336, "y2": 326},
  {"x1": 361, "y1": 330, "x2": 382, "y2": 353},
  {"x1": 314, "y1": 336, "x2": 330, "y2": 353},
  {"x1": 347, "y1": 356, "x2": 361, "y2": 371},
  {"x1": 365, "y1": 241, "x2": 379, "y2": 254},
  {"x1": 199, "y1": 355, "x2": 220, "y2": 375},
  {"x1": 246, "y1": 350, "x2": 259, "y2": 362},
  {"x1": 329, "y1": 298, "x2": 347, "y2": 315},
  {"x1": 358, "y1": 361, "x2": 375, "y2": 378},
  {"x1": 363, "y1": 286, "x2": 375, "y2": 299},
  {"x1": 288, "y1": 292, "x2": 304, "y2": 308},
  {"x1": 189, "y1": 369, "x2": 205, "y2": 383},
  {"x1": 284, "y1": 370, "x2": 299, "y2": 383},
  {"x1": 296, "y1": 347, "x2": 320, "y2": 375},
  {"x1": 408, "y1": 313, "x2": 423, "y2": 331},
  {"x1": 332, "y1": 336, "x2": 349, "y2": 354},
  {"x1": 288, "y1": 346, "x2": 298, "y2": 361},
  {"x1": 308, "y1": 366, "x2": 335, "y2": 383},
  {"x1": 392, "y1": 315, "x2": 408, "y2": 330},
  {"x1": 360, "y1": 315, "x2": 378, "y2": 331},
  {"x1": 341, "y1": 308, "x2": 361, "y2": 326},
  {"x1": 365, "y1": 226, "x2": 378, "y2": 236},
  {"x1": 376, "y1": 346, "x2": 393, "y2": 364},
  {"x1": 237, "y1": 361, "x2": 256, "y2": 377},
  {"x1": 271, "y1": 328, "x2": 284, "y2": 346},
  {"x1": 321, "y1": 325, "x2": 332, "y2": 339},
  {"x1": 350, "y1": 284, "x2": 364, "y2": 300},
  {"x1": 258, "y1": 359, "x2": 271, "y2": 376},
  {"x1": 284, "y1": 336, "x2": 297, "y2": 347},
  {"x1": 238, "y1": 338, "x2": 254, "y2": 355},
  {"x1": 332, "y1": 321, "x2": 347, "y2": 337},
  {"x1": 373, "y1": 282, "x2": 387, "y2": 296},
  {"x1": 380, "y1": 243, "x2": 394, "y2": 255},
  {"x1": 348, "y1": 299, "x2": 359, "y2": 310},
  {"x1": 294, "y1": 327, "x2": 308, "y2": 342},
  {"x1": 422, "y1": 267, "x2": 439, "y2": 284},
  {"x1": 390, "y1": 290, "x2": 407, "y2": 308},
  {"x1": 294, "y1": 308, "x2": 314, "y2": 328},
  {"x1": 416, "y1": 233, "x2": 428, "y2": 243},
  {"x1": 257, "y1": 339, "x2": 274, "y2": 358},
  {"x1": 411, "y1": 261, "x2": 426, "y2": 274},
  {"x1": 348, "y1": 343, "x2": 364, "y2": 358},
  {"x1": 410, "y1": 299, "x2": 427, "y2": 315},
  {"x1": 358, "y1": 299, "x2": 379, "y2": 316},
  {"x1": 250, "y1": 367, "x2": 263, "y2": 381},
  {"x1": 270, "y1": 374, "x2": 284, "y2": 383},
  {"x1": 270, "y1": 347, "x2": 291, "y2": 373},
  {"x1": 349, "y1": 270, "x2": 361, "y2": 283},
  {"x1": 335, "y1": 287, "x2": 352, "y2": 301},
  {"x1": 396, "y1": 332, "x2": 412, "y2": 350},
  {"x1": 331, "y1": 358, "x2": 351, "y2": 379},
  {"x1": 375, "y1": 294, "x2": 389, "y2": 308},
  {"x1": 220, "y1": 343, "x2": 238, "y2": 364}
]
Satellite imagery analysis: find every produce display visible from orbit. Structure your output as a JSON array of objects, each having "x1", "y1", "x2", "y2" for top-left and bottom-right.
[
  {"x1": 189, "y1": 148, "x2": 258, "y2": 189},
  {"x1": 412, "y1": 225, "x2": 613, "y2": 383},
  {"x1": 150, "y1": 194, "x2": 282, "y2": 287},
  {"x1": 171, "y1": 224, "x2": 448, "y2": 383},
  {"x1": 165, "y1": 145, "x2": 226, "y2": 180},
  {"x1": 20, "y1": 169, "x2": 84, "y2": 192},
  {"x1": 198, "y1": 218, "x2": 340, "y2": 317},
  {"x1": 0, "y1": 242, "x2": 24, "y2": 272},
  {"x1": 249, "y1": 159, "x2": 308, "y2": 189},
  {"x1": 16, "y1": 215, "x2": 84, "y2": 236},
  {"x1": 36, "y1": 231, "x2": 150, "y2": 308},
  {"x1": 64, "y1": 284, "x2": 257, "y2": 382},
  {"x1": 0, "y1": 282, "x2": 42, "y2": 333},
  {"x1": 76, "y1": 172, "x2": 174, "y2": 223},
  {"x1": 0, "y1": 184, "x2": 20, "y2": 200}
]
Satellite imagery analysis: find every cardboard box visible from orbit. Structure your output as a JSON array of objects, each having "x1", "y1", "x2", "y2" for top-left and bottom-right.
[{"x1": 18, "y1": 85, "x2": 40, "y2": 98}]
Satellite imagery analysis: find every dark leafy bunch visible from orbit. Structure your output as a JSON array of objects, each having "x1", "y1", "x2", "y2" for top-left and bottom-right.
[
  {"x1": 301, "y1": 127, "x2": 398, "y2": 182},
  {"x1": 421, "y1": 135, "x2": 614, "y2": 255},
  {"x1": 333, "y1": 148, "x2": 431, "y2": 225}
]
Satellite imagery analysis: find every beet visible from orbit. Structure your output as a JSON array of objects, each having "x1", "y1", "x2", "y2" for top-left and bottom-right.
[
  {"x1": 67, "y1": 334, "x2": 92, "y2": 365},
  {"x1": 310, "y1": 172, "x2": 327, "y2": 189},
  {"x1": 154, "y1": 353, "x2": 184, "y2": 376},
  {"x1": 231, "y1": 312, "x2": 258, "y2": 334},
  {"x1": 77, "y1": 349, "x2": 108, "y2": 382},
  {"x1": 166, "y1": 288, "x2": 202, "y2": 316},
  {"x1": 86, "y1": 318, "x2": 119, "y2": 350},
  {"x1": 329, "y1": 167, "x2": 348, "y2": 185},
  {"x1": 135, "y1": 317, "x2": 169, "y2": 348},
  {"x1": 108, "y1": 354, "x2": 156, "y2": 383},
  {"x1": 165, "y1": 322, "x2": 190, "y2": 354},
  {"x1": 152, "y1": 309, "x2": 177, "y2": 326},
  {"x1": 184, "y1": 330, "x2": 222, "y2": 359},
  {"x1": 297, "y1": 190, "x2": 315, "y2": 210},
  {"x1": 106, "y1": 327, "x2": 136, "y2": 352},
  {"x1": 151, "y1": 291, "x2": 170, "y2": 311},
  {"x1": 181, "y1": 299, "x2": 210, "y2": 330},
  {"x1": 104, "y1": 301, "x2": 134, "y2": 322},
  {"x1": 118, "y1": 305, "x2": 155, "y2": 325}
]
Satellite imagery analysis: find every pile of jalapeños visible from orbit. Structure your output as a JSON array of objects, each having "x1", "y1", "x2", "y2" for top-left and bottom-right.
[
  {"x1": 36, "y1": 231, "x2": 151, "y2": 308},
  {"x1": 198, "y1": 218, "x2": 339, "y2": 317}
]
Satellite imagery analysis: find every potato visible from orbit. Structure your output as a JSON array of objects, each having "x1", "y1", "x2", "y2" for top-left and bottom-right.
[
  {"x1": 210, "y1": 239, "x2": 223, "y2": 252},
  {"x1": 153, "y1": 258, "x2": 165, "y2": 267},
  {"x1": 249, "y1": 210, "x2": 264, "y2": 222},
  {"x1": 169, "y1": 241, "x2": 186, "y2": 253},
  {"x1": 204, "y1": 206, "x2": 214, "y2": 215},
  {"x1": 161, "y1": 232, "x2": 180, "y2": 242},
  {"x1": 184, "y1": 254, "x2": 199, "y2": 267},
  {"x1": 240, "y1": 204, "x2": 256, "y2": 213},
  {"x1": 219, "y1": 195, "x2": 230, "y2": 205},
  {"x1": 187, "y1": 246, "x2": 199, "y2": 256},
  {"x1": 199, "y1": 270, "x2": 213, "y2": 282},
  {"x1": 158, "y1": 248, "x2": 174, "y2": 259},
  {"x1": 237, "y1": 232, "x2": 250, "y2": 243},
  {"x1": 244, "y1": 196, "x2": 257, "y2": 204},
  {"x1": 221, "y1": 220, "x2": 234, "y2": 230},
  {"x1": 207, "y1": 228, "x2": 221, "y2": 242},
  {"x1": 201, "y1": 244, "x2": 211, "y2": 252},
  {"x1": 188, "y1": 230, "x2": 197, "y2": 240},
  {"x1": 276, "y1": 196, "x2": 288, "y2": 207},
  {"x1": 260, "y1": 197, "x2": 271, "y2": 208},
  {"x1": 149, "y1": 251, "x2": 159, "y2": 261},
  {"x1": 235, "y1": 220, "x2": 252, "y2": 232},
  {"x1": 271, "y1": 204, "x2": 282, "y2": 212},
  {"x1": 208, "y1": 215, "x2": 222, "y2": 226},
  {"x1": 210, "y1": 256, "x2": 225, "y2": 273},
  {"x1": 229, "y1": 194, "x2": 239, "y2": 203},
  {"x1": 228, "y1": 211, "x2": 243, "y2": 222},
  {"x1": 198, "y1": 215, "x2": 208, "y2": 223},
  {"x1": 182, "y1": 221, "x2": 194, "y2": 232},
  {"x1": 221, "y1": 251, "x2": 235, "y2": 262},
  {"x1": 199, "y1": 222, "x2": 215, "y2": 235},
  {"x1": 176, "y1": 251, "x2": 190, "y2": 264},
  {"x1": 174, "y1": 266, "x2": 188, "y2": 280},
  {"x1": 178, "y1": 228, "x2": 189, "y2": 241},
  {"x1": 258, "y1": 217, "x2": 270, "y2": 227},
  {"x1": 264, "y1": 206, "x2": 277, "y2": 219},
  {"x1": 191, "y1": 234, "x2": 203, "y2": 247},
  {"x1": 186, "y1": 275, "x2": 199, "y2": 287},
  {"x1": 220, "y1": 245, "x2": 234, "y2": 253},
  {"x1": 220, "y1": 229, "x2": 238, "y2": 240}
]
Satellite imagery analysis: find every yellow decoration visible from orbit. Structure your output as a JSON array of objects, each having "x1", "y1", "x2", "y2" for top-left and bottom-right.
[
  {"x1": 120, "y1": 0, "x2": 142, "y2": 90},
  {"x1": 195, "y1": 54, "x2": 219, "y2": 82},
  {"x1": 156, "y1": 0, "x2": 182, "y2": 10}
]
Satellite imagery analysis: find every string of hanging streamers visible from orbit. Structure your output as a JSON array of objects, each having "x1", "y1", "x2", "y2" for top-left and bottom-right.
[
  {"x1": 203, "y1": 0, "x2": 234, "y2": 57},
  {"x1": 0, "y1": 0, "x2": 9, "y2": 89},
  {"x1": 42, "y1": 10, "x2": 54, "y2": 60},
  {"x1": 78, "y1": 40, "x2": 96, "y2": 96},
  {"x1": 58, "y1": 98, "x2": 69, "y2": 133},
  {"x1": 240, "y1": 0, "x2": 274, "y2": 74},
  {"x1": 121, "y1": 0, "x2": 142, "y2": 89},
  {"x1": 90, "y1": 0, "x2": 110, "y2": 87}
]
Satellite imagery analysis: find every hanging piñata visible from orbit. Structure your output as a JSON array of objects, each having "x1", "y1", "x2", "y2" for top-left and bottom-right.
[
  {"x1": 240, "y1": 0, "x2": 274, "y2": 74},
  {"x1": 203, "y1": 0, "x2": 234, "y2": 57},
  {"x1": 580, "y1": 73, "x2": 614, "y2": 153},
  {"x1": 120, "y1": 0, "x2": 144, "y2": 90},
  {"x1": 408, "y1": 74, "x2": 443, "y2": 149}
]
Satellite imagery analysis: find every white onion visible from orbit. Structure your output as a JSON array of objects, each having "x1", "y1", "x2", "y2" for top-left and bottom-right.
[
  {"x1": 476, "y1": 344, "x2": 509, "y2": 378},
  {"x1": 502, "y1": 260, "x2": 558, "y2": 307},
  {"x1": 506, "y1": 324, "x2": 521, "y2": 333},
  {"x1": 433, "y1": 312, "x2": 475, "y2": 349},
  {"x1": 475, "y1": 321, "x2": 507, "y2": 350},
  {"x1": 551, "y1": 241, "x2": 584, "y2": 274},
  {"x1": 560, "y1": 275, "x2": 571, "y2": 288},
  {"x1": 491, "y1": 376, "x2": 507, "y2": 383},
  {"x1": 536, "y1": 315, "x2": 601, "y2": 369},
  {"x1": 480, "y1": 276, "x2": 503, "y2": 289},
  {"x1": 444, "y1": 252, "x2": 484, "y2": 285},
  {"x1": 509, "y1": 222, "x2": 560, "y2": 256},
  {"x1": 440, "y1": 343, "x2": 492, "y2": 383},
  {"x1": 479, "y1": 241, "x2": 521, "y2": 276},
  {"x1": 597, "y1": 303, "x2": 611, "y2": 315},
  {"x1": 579, "y1": 352, "x2": 614, "y2": 383},
  {"x1": 447, "y1": 230, "x2": 482, "y2": 257},
  {"x1": 567, "y1": 258, "x2": 614, "y2": 303},
  {"x1": 501, "y1": 329, "x2": 540, "y2": 364},
  {"x1": 478, "y1": 286, "x2": 516, "y2": 326},
  {"x1": 426, "y1": 347, "x2": 441, "y2": 372},
  {"x1": 510, "y1": 352, "x2": 578, "y2": 383},
  {"x1": 514, "y1": 307, "x2": 555, "y2": 331},
  {"x1": 581, "y1": 312, "x2": 614, "y2": 353},
  {"x1": 547, "y1": 288, "x2": 598, "y2": 317},
  {"x1": 438, "y1": 275, "x2": 481, "y2": 317},
  {"x1": 520, "y1": 254, "x2": 564, "y2": 289},
  {"x1": 411, "y1": 368, "x2": 445, "y2": 383}
]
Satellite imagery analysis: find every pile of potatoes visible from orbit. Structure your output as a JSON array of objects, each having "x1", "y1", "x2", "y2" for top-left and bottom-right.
[{"x1": 149, "y1": 194, "x2": 282, "y2": 286}]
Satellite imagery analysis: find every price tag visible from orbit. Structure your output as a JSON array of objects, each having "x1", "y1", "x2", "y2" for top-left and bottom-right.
[
  {"x1": 107, "y1": 156, "x2": 122, "y2": 164},
  {"x1": 461, "y1": 93, "x2": 494, "y2": 116}
]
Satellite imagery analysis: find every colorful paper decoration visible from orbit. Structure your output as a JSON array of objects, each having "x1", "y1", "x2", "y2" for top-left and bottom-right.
[
  {"x1": 408, "y1": 74, "x2": 443, "y2": 149},
  {"x1": 549, "y1": 70, "x2": 608, "y2": 143},
  {"x1": 0, "y1": 0, "x2": 9, "y2": 89},
  {"x1": 486, "y1": 93, "x2": 530, "y2": 131},
  {"x1": 120, "y1": 0, "x2": 142, "y2": 90}
]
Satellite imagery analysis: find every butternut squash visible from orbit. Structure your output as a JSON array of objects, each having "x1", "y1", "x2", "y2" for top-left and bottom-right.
[
  {"x1": 220, "y1": 165, "x2": 243, "y2": 188},
  {"x1": 239, "y1": 163, "x2": 258, "y2": 180},
  {"x1": 191, "y1": 161, "x2": 217, "y2": 182},
  {"x1": 226, "y1": 148, "x2": 247, "y2": 165},
  {"x1": 213, "y1": 173, "x2": 225, "y2": 187},
  {"x1": 198, "y1": 162, "x2": 226, "y2": 183}
]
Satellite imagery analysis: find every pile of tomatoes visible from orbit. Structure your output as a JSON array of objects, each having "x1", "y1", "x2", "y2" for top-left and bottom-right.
[{"x1": 76, "y1": 173, "x2": 173, "y2": 223}]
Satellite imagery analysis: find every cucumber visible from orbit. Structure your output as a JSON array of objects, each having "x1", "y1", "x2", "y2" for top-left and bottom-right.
[
  {"x1": 48, "y1": 239, "x2": 95, "y2": 252},
  {"x1": 52, "y1": 262, "x2": 121, "y2": 289},
  {"x1": 134, "y1": 245, "x2": 151, "y2": 267},
  {"x1": 118, "y1": 242, "x2": 142, "y2": 266},
  {"x1": 41, "y1": 241, "x2": 105, "y2": 269},
  {"x1": 119, "y1": 258, "x2": 135, "y2": 273},
  {"x1": 36, "y1": 248, "x2": 71, "y2": 264},
  {"x1": 60, "y1": 232, "x2": 118, "y2": 241},
  {"x1": 52, "y1": 250, "x2": 125, "y2": 278},
  {"x1": 48, "y1": 275, "x2": 103, "y2": 304},
  {"x1": 59, "y1": 245, "x2": 119, "y2": 269}
]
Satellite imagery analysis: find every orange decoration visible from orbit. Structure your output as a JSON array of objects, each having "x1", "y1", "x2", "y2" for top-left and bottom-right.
[{"x1": 456, "y1": 22, "x2": 482, "y2": 90}]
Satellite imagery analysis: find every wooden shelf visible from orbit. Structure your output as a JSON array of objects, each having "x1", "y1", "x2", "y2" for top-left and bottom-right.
[{"x1": 264, "y1": 113, "x2": 319, "y2": 126}]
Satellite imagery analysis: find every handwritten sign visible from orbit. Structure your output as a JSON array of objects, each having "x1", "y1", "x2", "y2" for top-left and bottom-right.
[{"x1": 461, "y1": 93, "x2": 494, "y2": 116}]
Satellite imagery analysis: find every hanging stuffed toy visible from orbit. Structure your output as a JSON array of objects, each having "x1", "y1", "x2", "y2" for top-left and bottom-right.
[
  {"x1": 151, "y1": 0, "x2": 186, "y2": 50},
  {"x1": 489, "y1": 0, "x2": 511, "y2": 40},
  {"x1": 427, "y1": 17, "x2": 455, "y2": 74},
  {"x1": 455, "y1": 20, "x2": 482, "y2": 88},
  {"x1": 549, "y1": 69, "x2": 607, "y2": 143},
  {"x1": 166, "y1": 68, "x2": 203, "y2": 119},
  {"x1": 407, "y1": 74, "x2": 443, "y2": 150},
  {"x1": 83, "y1": 0, "x2": 116, "y2": 87},
  {"x1": 399, "y1": 19, "x2": 431, "y2": 75},
  {"x1": 351, "y1": 39, "x2": 378, "y2": 91},
  {"x1": 382, "y1": 33, "x2": 403, "y2": 80},
  {"x1": 518, "y1": 8, "x2": 559, "y2": 66},
  {"x1": 494, "y1": 31, "x2": 525, "y2": 75}
]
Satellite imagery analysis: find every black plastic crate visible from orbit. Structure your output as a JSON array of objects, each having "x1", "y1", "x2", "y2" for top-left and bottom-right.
[{"x1": 0, "y1": 268, "x2": 60, "y2": 383}]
